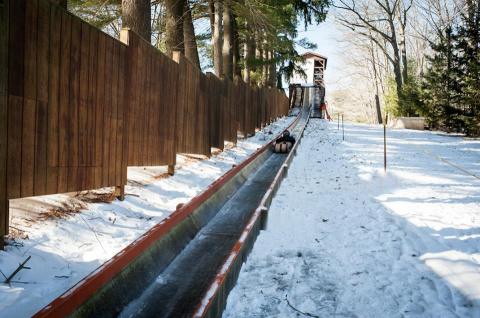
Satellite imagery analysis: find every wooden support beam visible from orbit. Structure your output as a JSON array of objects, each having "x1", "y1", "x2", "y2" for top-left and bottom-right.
[
  {"x1": 0, "y1": 0, "x2": 10, "y2": 249},
  {"x1": 115, "y1": 185, "x2": 125, "y2": 201},
  {"x1": 168, "y1": 164, "x2": 175, "y2": 176}
]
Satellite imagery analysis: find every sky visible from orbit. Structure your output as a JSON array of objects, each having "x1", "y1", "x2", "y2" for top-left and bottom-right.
[
  {"x1": 196, "y1": 9, "x2": 349, "y2": 92},
  {"x1": 295, "y1": 13, "x2": 346, "y2": 92}
]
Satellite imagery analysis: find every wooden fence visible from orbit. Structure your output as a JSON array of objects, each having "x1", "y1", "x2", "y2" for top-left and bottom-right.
[
  {"x1": 0, "y1": 0, "x2": 289, "y2": 247},
  {"x1": 122, "y1": 30, "x2": 177, "y2": 168}
]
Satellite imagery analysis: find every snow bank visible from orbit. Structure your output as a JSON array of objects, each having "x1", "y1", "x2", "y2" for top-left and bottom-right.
[
  {"x1": 224, "y1": 119, "x2": 480, "y2": 317},
  {"x1": 0, "y1": 116, "x2": 294, "y2": 318}
]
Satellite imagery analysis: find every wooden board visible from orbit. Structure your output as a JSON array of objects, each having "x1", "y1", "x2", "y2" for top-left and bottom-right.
[
  {"x1": 21, "y1": 0, "x2": 38, "y2": 197},
  {"x1": 34, "y1": 0, "x2": 49, "y2": 196},
  {"x1": 94, "y1": 33, "x2": 106, "y2": 188},
  {"x1": 0, "y1": 0, "x2": 10, "y2": 237},
  {"x1": 46, "y1": 3, "x2": 61, "y2": 194}
]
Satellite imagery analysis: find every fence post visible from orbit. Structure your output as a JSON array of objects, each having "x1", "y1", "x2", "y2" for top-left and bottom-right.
[
  {"x1": 168, "y1": 165, "x2": 175, "y2": 176},
  {"x1": 0, "y1": 0, "x2": 9, "y2": 249},
  {"x1": 118, "y1": 29, "x2": 130, "y2": 202},
  {"x1": 115, "y1": 186, "x2": 125, "y2": 201},
  {"x1": 384, "y1": 113, "x2": 388, "y2": 172}
]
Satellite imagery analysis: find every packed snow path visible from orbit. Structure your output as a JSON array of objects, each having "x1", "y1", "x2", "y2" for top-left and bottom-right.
[{"x1": 224, "y1": 120, "x2": 480, "y2": 318}]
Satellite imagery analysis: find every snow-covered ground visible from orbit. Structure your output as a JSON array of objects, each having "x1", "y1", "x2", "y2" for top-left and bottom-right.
[
  {"x1": 0, "y1": 116, "x2": 294, "y2": 318},
  {"x1": 224, "y1": 120, "x2": 480, "y2": 318}
]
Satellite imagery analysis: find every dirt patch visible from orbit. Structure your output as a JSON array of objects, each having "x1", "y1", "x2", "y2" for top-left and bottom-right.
[
  {"x1": 74, "y1": 189, "x2": 116, "y2": 204},
  {"x1": 127, "y1": 179, "x2": 148, "y2": 187},
  {"x1": 154, "y1": 172, "x2": 171, "y2": 180},
  {"x1": 6, "y1": 226, "x2": 29, "y2": 243},
  {"x1": 38, "y1": 199, "x2": 87, "y2": 221}
]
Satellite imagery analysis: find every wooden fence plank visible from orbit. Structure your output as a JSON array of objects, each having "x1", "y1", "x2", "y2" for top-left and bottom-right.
[
  {"x1": 149, "y1": 49, "x2": 158, "y2": 165},
  {"x1": 108, "y1": 42, "x2": 119, "y2": 186},
  {"x1": 46, "y1": 3, "x2": 61, "y2": 194},
  {"x1": 116, "y1": 45, "x2": 125, "y2": 186},
  {"x1": 57, "y1": 10, "x2": 70, "y2": 193},
  {"x1": 172, "y1": 53, "x2": 185, "y2": 153},
  {"x1": 6, "y1": 0, "x2": 23, "y2": 199},
  {"x1": 134, "y1": 36, "x2": 144, "y2": 166},
  {"x1": 143, "y1": 44, "x2": 152, "y2": 166},
  {"x1": 102, "y1": 37, "x2": 112, "y2": 186},
  {"x1": 86, "y1": 26, "x2": 97, "y2": 188},
  {"x1": 0, "y1": 0, "x2": 10, "y2": 240},
  {"x1": 151, "y1": 55, "x2": 159, "y2": 164},
  {"x1": 78, "y1": 22, "x2": 90, "y2": 189},
  {"x1": 94, "y1": 33, "x2": 105, "y2": 188},
  {"x1": 20, "y1": 0, "x2": 38, "y2": 198},
  {"x1": 164, "y1": 55, "x2": 177, "y2": 165},
  {"x1": 66, "y1": 16, "x2": 81, "y2": 192},
  {"x1": 34, "y1": 0, "x2": 50, "y2": 196},
  {"x1": 119, "y1": 45, "x2": 128, "y2": 186},
  {"x1": 120, "y1": 30, "x2": 134, "y2": 167}
]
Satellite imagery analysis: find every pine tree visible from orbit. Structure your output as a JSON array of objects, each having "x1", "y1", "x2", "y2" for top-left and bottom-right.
[
  {"x1": 454, "y1": 0, "x2": 480, "y2": 135},
  {"x1": 422, "y1": 26, "x2": 460, "y2": 131}
]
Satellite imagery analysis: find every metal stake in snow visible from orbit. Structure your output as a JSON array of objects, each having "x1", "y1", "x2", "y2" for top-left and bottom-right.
[
  {"x1": 337, "y1": 113, "x2": 340, "y2": 130},
  {"x1": 342, "y1": 114, "x2": 345, "y2": 141},
  {"x1": 384, "y1": 113, "x2": 388, "y2": 172}
]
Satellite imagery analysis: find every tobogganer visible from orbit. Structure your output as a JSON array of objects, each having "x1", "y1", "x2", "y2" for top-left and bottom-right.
[{"x1": 273, "y1": 130, "x2": 296, "y2": 153}]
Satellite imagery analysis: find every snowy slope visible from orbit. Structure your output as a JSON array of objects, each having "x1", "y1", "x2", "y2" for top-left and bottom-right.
[
  {"x1": 0, "y1": 116, "x2": 294, "y2": 318},
  {"x1": 223, "y1": 120, "x2": 480, "y2": 318}
]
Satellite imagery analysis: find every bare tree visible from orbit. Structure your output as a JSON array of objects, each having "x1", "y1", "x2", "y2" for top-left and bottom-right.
[
  {"x1": 335, "y1": 0, "x2": 405, "y2": 102},
  {"x1": 415, "y1": 0, "x2": 464, "y2": 41},
  {"x1": 396, "y1": 0, "x2": 414, "y2": 83},
  {"x1": 333, "y1": 23, "x2": 391, "y2": 123}
]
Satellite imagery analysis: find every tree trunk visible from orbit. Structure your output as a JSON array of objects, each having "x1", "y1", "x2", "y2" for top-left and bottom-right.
[
  {"x1": 369, "y1": 37, "x2": 383, "y2": 124},
  {"x1": 222, "y1": 0, "x2": 233, "y2": 78},
  {"x1": 243, "y1": 21, "x2": 254, "y2": 83},
  {"x1": 388, "y1": 18, "x2": 403, "y2": 104},
  {"x1": 243, "y1": 32, "x2": 251, "y2": 83},
  {"x1": 165, "y1": 0, "x2": 184, "y2": 57},
  {"x1": 262, "y1": 47, "x2": 268, "y2": 87},
  {"x1": 232, "y1": 15, "x2": 242, "y2": 77},
  {"x1": 208, "y1": 0, "x2": 215, "y2": 32},
  {"x1": 268, "y1": 50, "x2": 276, "y2": 87},
  {"x1": 51, "y1": 0, "x2": 67, "y2": 8},
  {"x1": 399, "y1": 21, "x2": 408, "y2": 84},
  {"x1": 392, "y1": 53, "x2": 403, "y2": 103},
  {"x1": 122, "y1": 0, "x2": 151, "y2": 42},
  {"x1": 446, "y1": 27, "x2": 452, "y2": 108},
  {"x1": 254, "y1": 32, "x2": 261, "y2": 82},
  {"x1": 183, "y1": 0, "x2": 200, "y2": 67},
  {"x1": 213, "y1": 0, "x2": 223, "y2": 76}
]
